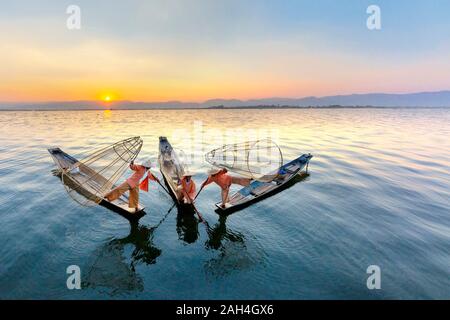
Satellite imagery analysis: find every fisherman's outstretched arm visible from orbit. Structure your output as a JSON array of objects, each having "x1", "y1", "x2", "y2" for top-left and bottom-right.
[{"x1": 202, "y1": 176, "x2": 213, "y2": 187}]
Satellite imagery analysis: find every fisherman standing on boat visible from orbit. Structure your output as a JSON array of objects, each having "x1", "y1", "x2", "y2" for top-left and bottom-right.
[
  {"x1": 201, "y1": 168, "x2": 251, "y2": 208},
  {"x1": 177, "y1": 172, "x2": 196, "y2": 204},
  {"x1": 105, "y1": 159, "x2": 155, "y2": 212}
]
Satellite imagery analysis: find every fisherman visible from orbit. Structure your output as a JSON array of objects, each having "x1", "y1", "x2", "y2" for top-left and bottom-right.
[
  {"x1": 200, "y1": 168, "x2": 251, "y2": 208},
  {"x1": 177, "y1": 171, "x2": 196, "y2": 204},
  {"x1": 105, "y1": 159, "x2": 155, "y2": 212}
]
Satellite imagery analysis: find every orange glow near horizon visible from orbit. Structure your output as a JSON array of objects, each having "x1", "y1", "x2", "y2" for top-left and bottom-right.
[
  {"x1": 1, "y1": 2, "x2": 450, "y2": 104},
  {"x1": 99, "y1": 93, "x2": 118, "y2": 103},
  {"x1": 1, "y1": 36, "x2": 449, "y2": 104}
]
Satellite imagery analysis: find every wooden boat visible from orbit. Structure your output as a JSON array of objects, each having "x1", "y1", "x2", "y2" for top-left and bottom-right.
[
  {"x1": 48, "y1": 147, "x2": 145, "y2": 220},
  {"x1": 215, "y1": 153, "x2": 313, "y2": 213},
  {"x1": 158, "y1": 137, "x2": 195, "y2": 213}
]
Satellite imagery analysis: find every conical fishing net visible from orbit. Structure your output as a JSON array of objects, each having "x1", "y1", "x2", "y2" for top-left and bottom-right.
[
  {"x1": 205, "y1": 139, "x2": 283, "y2": 182},
  {"x1": 61, "y1": 137, "x2": 143, "y2": 206}
]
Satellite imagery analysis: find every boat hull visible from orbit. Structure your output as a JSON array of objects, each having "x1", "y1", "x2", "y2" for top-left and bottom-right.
[
  {"x1": 215, "y1": 154, "x2": 313, "y2": 214},
  {"x1": 158, "y1": 137, "x2": 195, "y2": 214},
  {"x1": 48, "y1": 147, "x2": 145, "y2": 220}
]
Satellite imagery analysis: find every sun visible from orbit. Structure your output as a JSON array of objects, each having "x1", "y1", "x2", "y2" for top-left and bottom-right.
[{"x1": 99, "y1": 93, "x2": 118, "y2": 104}]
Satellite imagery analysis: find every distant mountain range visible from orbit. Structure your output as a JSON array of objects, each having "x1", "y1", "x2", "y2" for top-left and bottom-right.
[{"x1": 1, "y1": 90, "x2": 449, "y2": 110}]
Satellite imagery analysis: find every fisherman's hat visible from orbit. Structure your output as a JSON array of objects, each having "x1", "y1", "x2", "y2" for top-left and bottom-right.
[
  {"x1": 141, "y1": 159, "x2": 152, "y2": 168},
  {"x1": 183, "y1": 171, "x2": 196, "y2": 177},
  {"x1": 207, "y1": 167, "x2": 222, "y2": 175}
]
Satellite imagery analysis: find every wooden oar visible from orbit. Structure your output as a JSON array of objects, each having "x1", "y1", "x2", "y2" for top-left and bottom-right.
[
  {"x1": 167, "y1": 201, "x2": 177, "y2": 213},
  {"x1": 184, "y1": 190, "x2": 206, "y2": 223},
  {"x1": 193, "y1": 183, "x2": 206, "y2": 201},
  {"x1": 148, "y1": 169, "x2": 171, "y2": 196},
  {"x1": 155, "y1": 178, "x2": 171, "y2": 196},
  {"x1": 192, "y1": 203, "x2": 204, "y2": 222},
  {"x1": 152, "y1": 206, "x2": 174, "y2": 230},
  {"x1": 188, "y1": 195, "x2": 204, "y2": 222}
]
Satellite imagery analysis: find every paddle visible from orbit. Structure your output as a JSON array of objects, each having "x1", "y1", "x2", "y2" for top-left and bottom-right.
[
  {"x1": 147, "y1": 168, "x2": 171, "y2": 196},
  {"x1": 192, "y1": 204, "x2": 206, "y2": 223},
  {"x1": 188, "y1": 196, "x2": 204, "y2": 222},
  {"x1": 155, "y1": 178, "x2": 171, "y2": 196},
  {"x1": 183, "y1": 189, "x2": 206, "y2": 224},
  {"x1": 153, "y1": 205, "x2": 175, "y2": 230},
  {"x1": 167, "y1": 201, "x2": 177, "y2": 213},
  {"x1": 192, "y1": 204, "x2": 205, "y2": 223},
  {"x1": 178, "y1": 186, "x2": 213, "y2": 236},
  {"x1": 193, "y1": 182, "x2": 207, "y2": 201}
]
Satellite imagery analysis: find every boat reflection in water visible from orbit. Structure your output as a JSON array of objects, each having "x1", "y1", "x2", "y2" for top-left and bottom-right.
[
  {"x1": 82, "y1": 221, "x2": 162, "y2": 295},
  {"x1": 202, "y1": 174, "x2": 310, "y2": 277},
  {"x1": 203, "y1": 215, "x2": 263, "y2": 278},
  {"x1": 205, "y1": 215, "x2": 245, "y2": 250},
  {"x1": 176, "y1": 206, "x2": 244, "y2": 248},
  {"x1": 81, "y1": 173, "x2": 310, "y2": 292},
  {"x1": 176, "y1": 210, "x2": 200, "y2": 244},
  {"x1": 174, "y1": 207, "x2": 258, "y2": 278}
]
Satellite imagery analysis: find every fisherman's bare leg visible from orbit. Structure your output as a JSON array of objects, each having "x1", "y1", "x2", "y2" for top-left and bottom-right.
[
  {"x1": 105, "y1": 181, "x2": 130, "y2": 201},
  {"x1": 129, "y1": 186, "x2": 139, "y2": 211},
  {"x1": 221, "y1": 187, "x2": 230, "y2": 208}
]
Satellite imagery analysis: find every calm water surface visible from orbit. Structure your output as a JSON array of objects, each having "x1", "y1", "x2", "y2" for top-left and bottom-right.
[{"x1": 0, "y1": 109, "x2": 449, "y2": 299}]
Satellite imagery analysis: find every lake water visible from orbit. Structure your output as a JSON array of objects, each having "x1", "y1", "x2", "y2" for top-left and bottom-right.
[{"x1": 0, "y1": 108, "x2": 449, "y2": 299}]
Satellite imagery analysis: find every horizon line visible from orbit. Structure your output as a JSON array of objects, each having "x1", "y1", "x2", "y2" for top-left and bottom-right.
[
  {"x1": 1, "y1": 89, "x2": 449, "y2": 105},
  {"x1": 1, "y1": 106, "x2": 449, "y2": 112}
]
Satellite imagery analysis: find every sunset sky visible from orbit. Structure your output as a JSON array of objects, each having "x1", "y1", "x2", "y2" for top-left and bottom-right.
[{"x1": 1, "y1": 0, "x2": 449, "y2": 102}]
